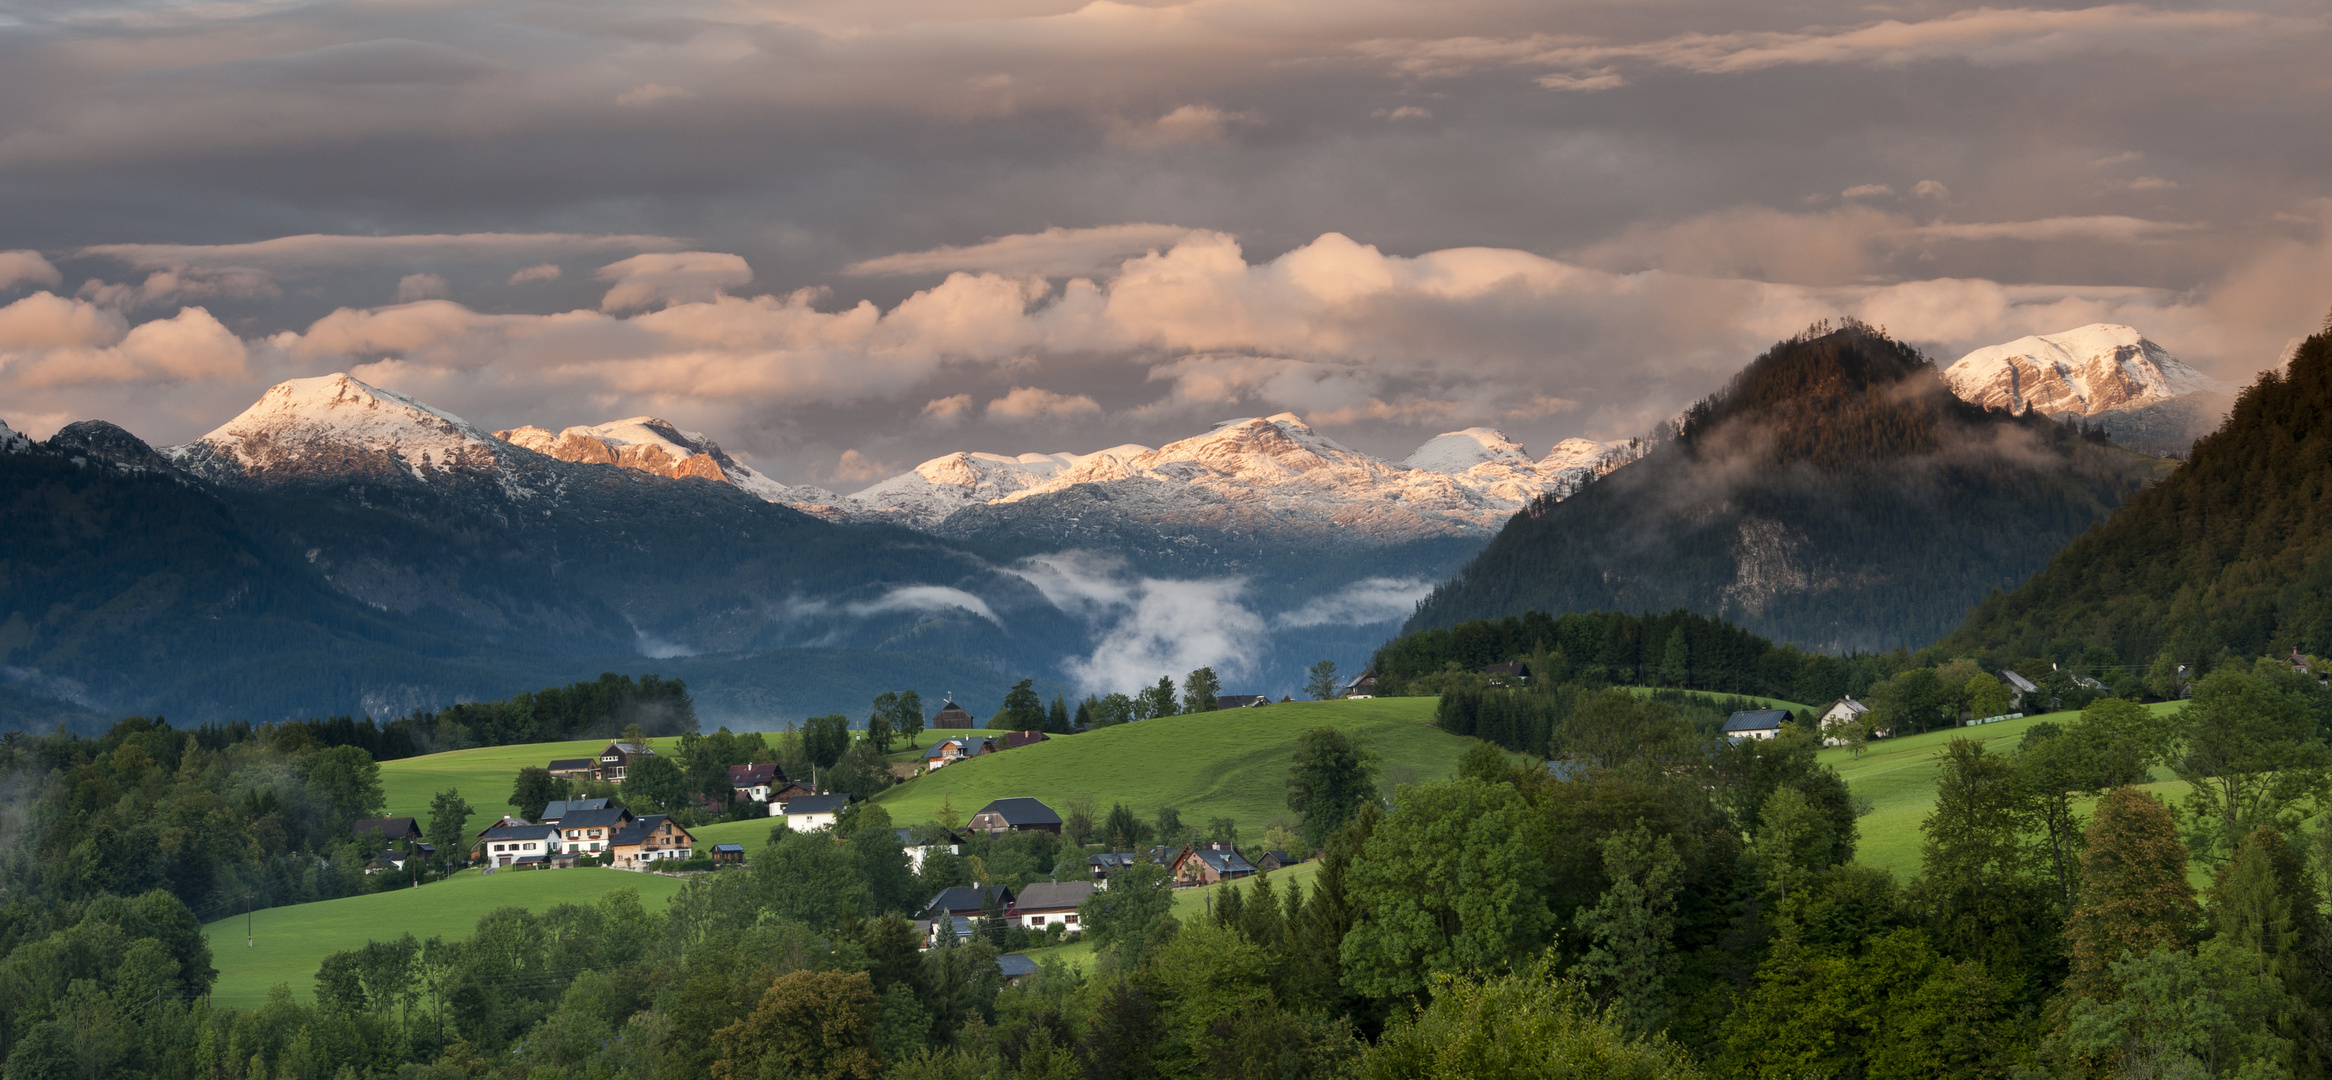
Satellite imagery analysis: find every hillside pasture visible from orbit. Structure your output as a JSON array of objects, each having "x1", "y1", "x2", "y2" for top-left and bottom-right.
[{"x1": 376, "y1": 737, "x2": 680, "y2": 821}]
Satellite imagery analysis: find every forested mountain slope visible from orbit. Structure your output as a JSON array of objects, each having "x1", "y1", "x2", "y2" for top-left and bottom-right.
[
  {"x1": 1406, "y1": 323, "x2": 2170, "y2": 652},
  {"x1": 1946, "y1": 326, "x2": 2332, "y2": 664}
]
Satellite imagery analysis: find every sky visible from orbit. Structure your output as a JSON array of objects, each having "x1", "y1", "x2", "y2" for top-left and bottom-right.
[{"x1": 1, "y1": 0, "x2": 2327, "y2": 491}]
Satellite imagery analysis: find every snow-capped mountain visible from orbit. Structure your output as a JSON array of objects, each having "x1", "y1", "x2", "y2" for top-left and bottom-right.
[
  {"x1": 1943, "y1": 324, "x2": 2224, "y2": 416},
  {"x1": 165, "y1": 372, "x2": 529, "y2": 487},
  {"x1": 0, "y1": 418, "x2": 27, "y2": 454},
  {"x1": 497, "y1": 417, "x2": 837, "y2": 505},
  {"x1": 843, "y1": 447, "x2": 1149, "y2": 530}
]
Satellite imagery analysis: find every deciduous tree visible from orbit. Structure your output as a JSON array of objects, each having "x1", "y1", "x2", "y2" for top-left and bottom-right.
[
  {"x1": 1305, "y1": 661, "x2": 1341, "y2": 702},
  {"x1": 2066, "y1": 786, "x2": 2198, "y2": 991},
  {"x1": 1287, "y1": 728, "x2": 1377, "y2": 848},
  {"x1": 1340, "y1": 778, "x2": 1550, "y2": 998},
  {"x1": 711, "y1": 969, "x2": 883, "y2": 1080},
  {"x1": 1182, "y1": 668, "x2": 1221, "y2": 713},
  {"x1": 427, "y1": 788, "x2": 473, "y2": 873}
]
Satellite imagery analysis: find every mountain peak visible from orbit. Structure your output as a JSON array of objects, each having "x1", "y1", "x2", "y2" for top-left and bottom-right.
[
  {"x1": 1403, "y1": 428, "x2": 1531, "y2": 473},
  {"x1": 167, "y1": 372, "x2": 513, "y2": 485},
  {"x1": 1944, "y1": 323, "x2": 2227, "y2": 417},
  {"x1": 0, "y1": 417, "x2": 27, "y2": 455}
]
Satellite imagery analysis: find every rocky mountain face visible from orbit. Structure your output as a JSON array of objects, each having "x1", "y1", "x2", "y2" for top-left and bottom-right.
[
  {"x1": 1943, "y1": 324, "x2": 2230, "y2": 455},
  {"x1": 497, "y1": 417, "x2": 838, "y2": 505},
  {"x1": 1409, "y1": 323, "x2": 2172, "y2": 653}
]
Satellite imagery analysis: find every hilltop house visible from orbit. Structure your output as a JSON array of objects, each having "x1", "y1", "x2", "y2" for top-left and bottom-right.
[
  {"x1": 557, "y1": 806, "x2": 634, "y2": 857},
  {"x1": 926, "y1": 736, "x2": 995, "y2": 771},
  {"x1": 547, "y1": 758, "x2": 596, "y2": 782},
  {"x1": 541, "y1": 797, "x2": 611, "y2": 824},
  {"x1": 728, "y1": 762, "x2": 785, "y2": 803},
  {"x1": 931, "y1": 699, "x2": 978, "y2": 729},
  {"x1": 1010, "y1": 881, "x2": 1097, "y2": 931},
  {"x1": 609, "y1": 815, "x2": 695, "y2": 867},
  {"x1": 596, "y1": 741, "x2": 654, "y2": 782},
  {"x1": 1818, "y1": 698, "x2": 1874, "y2": 746},
  {"x1": 1001, "y1": 730, "x2": 1050, "y2": 750},
  {"x1": 1169, "y1": 843, "x2": 1257, "y2": 887},
  {"x1": 970, "y1": 797, "x2": 1062, "y2": 835},
  {"x1": 1343, "y1": 670, "x2": 1379, "y2": 699},
  {"x1": 1998, "y1": 670, "x2": 2040, "y2": 710},
  {"x1": 1216, "y1": 695, "x2": 1270, "y2": 709},
  {"x1": 778, "y1": 793, "x2": 849, "y2": 831},
  {"x1": 473, "y1": 818, "x2": 560, "y2": 867},
  {"x1": 1723, "y1": 709, "x2": 1792, "y2": 743}
]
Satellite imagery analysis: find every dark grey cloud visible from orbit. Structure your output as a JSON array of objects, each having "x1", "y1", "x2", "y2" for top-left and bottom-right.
[{"x1": 0, "y1": 0, "x2": 2326, "y2": 481}]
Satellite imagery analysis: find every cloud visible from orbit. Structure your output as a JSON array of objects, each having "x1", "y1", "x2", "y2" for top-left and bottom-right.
[
  {"x1": 848, "y1": 225, "x2": 1208, "y2": 278},
  {"x1": 921, "y1": 393, "x2": 975, "y2": 426},
  {"x1": 1107, "y1": 105, "x2": 1259, "y2": 148},
  {"x1": 0, "y1": 252, "x2": 61, "y2": 292},
  {"x1": 596, "y1": 252, "x2": 753, "y2": 311},
  {"x1": 1019, "y1": 552, "x2": 1266, "y2": 694},
  {"x1": 83, "y1": 233, "x2": 689, "y2": 273},
  {"x1": 1372, "y1": 106, "x2": 1432, "y2": 121},
  {"x1": 0, "y1": 295, "x2": 247, "y2": 387},
  {"x1": 1911, "y1": 180, "x2": 1951, "y2": 200},
  {"x1": 508, "y1": 264, "x2": 562, "y2": 285},
  {"x1": 395, "y1": 273, "x2": 449, "y2": 302},
  {"x1": 986, "y1": 386, "x2": 1101, "y2": 420},
  {"x1": 1912, "y1": 215, "x2": 2199, "y2": 243},
  {"x1": 843, "y1": 585, "x2": 998, "y2": 624},
  {"x1": 1841, "y1": 184, "x2": 1895, "y2": 200},
  {"x1": 828, "y1": 449, "x2": 894, "y2": 484},
  {"x1": 616, "y1": 83, "x2": 695, "y2": 106},
  {"x1": 77, "y1": 266, "x2": 280, "y2": 310},
  {"x1": 1275, "y1": 577, "x2": 1436, "y2": 628},
  {"x1": 1534, "y1": 70, "x2": 1626, "y2": 92}
]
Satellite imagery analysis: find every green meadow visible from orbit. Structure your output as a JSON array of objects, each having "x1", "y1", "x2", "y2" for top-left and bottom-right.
[
  {"x1": 201, "y1": 867, "x2": 691, "y2": 1009},
  {"x1": 374, "y1": 737, "x2": 683, "y2": 821}
]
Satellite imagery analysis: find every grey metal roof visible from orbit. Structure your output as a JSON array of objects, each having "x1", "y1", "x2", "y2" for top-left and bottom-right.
[
  {"x1": 1722, "y1": 709, "x2": 1792, "y2": 733},
  {"x1": 784, "y1": 793, "x2": 851, "y2": 815},
  {"x1": 923, "y1": 884, "x2": 1014, "y2": 916},
  {"x1": 977, "y1": 797, "x2": 1062, "y2": 826},
  {"x1": 996, "y1": 954, "x2": 1040, "y2": 979},
  {"x1": 559, "y1": 807, "x2": 633, "y2": 830},
  {"x1": 1014, "y1": 881, "x2": 1097, "y2": 911}
]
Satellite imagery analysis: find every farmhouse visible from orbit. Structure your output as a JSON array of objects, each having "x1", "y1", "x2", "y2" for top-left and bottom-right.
[
  {"x1": 1343, "y1": 670, "x2": 1378, "y2": 698},
  {"x1": 970, "y1": 797, "x2": 1063, "y2": 835},
  {"x1": 546, "y1": 758, "x2": 596, "y2": 782},
  {"x1": 596, "y1": 741, "x2": 654, "y2": 782},
  {"x1": 1087, "y1": 852, "x2": 1148, "y2": 879},
  {"x1": 728, "y1": 762, "x2": 784, "y2": 803},
  {"x1": 895, "y1": 827, "x2": 960, "y2": 874},
  {"x1": 1998, "y1": 670, "x2": 2040, "y2": 709},
  {"x1": 1009, "y1": 881, "x2": 1097, "y2": 931},
  {"x1": 473, "y1": 818, "x2": 559, "y2": 867},
  {"x1": 778, "y1": 792, "x2": 849, "y2": 831},
  {"x1": 352, "y1": 817, "x2": 423, "y2": 844},
  {"x1": 931, "y1": 698, "x2": 978, "y2": 729},
  {"x1": 608, "y1": 815, "x2": 695, "y2": 867},
  {"x1": 1215, "y1": 695, "x2": 1270, "y2": 709},
  {"x1": 1169, "y1": 844, "x2": 1256, "y2": 887},
  {"x1": 1818, "y1": 698, "x2": 1874, "y2": 746},
  {"x1": 1723, "y1": 709, "x2": 1792, "y2": 742},
  {"x1": 925, "y1": 736, "x2": 995, "y2": 771},
  {"x1": 1256, "y1": 850, "x2": 1302, "y2": 872},
  {"x1": 916, "y1": 915, "x2": 977, "y2": 950},
  {"x1": 923, "y1": 884, "x2": 1015, "y2": 920},
  {"x1": 557, "y1": 806, "x2": 634, "y2": 856}
]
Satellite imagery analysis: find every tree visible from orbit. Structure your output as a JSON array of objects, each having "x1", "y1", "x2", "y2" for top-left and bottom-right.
[
  {"x1": 1868, "y1": 667, "x2": 1956, "y2": 735},
  {"x1": 621, "y1": 754, "x2": 688, "y2": 814},
  {"x1": 2060, "y1": 941, "x2": 2293, "y2": 1078},
  {"x1": 756, "y1": 827, "x2": 874, "y2": 926},
  {"x1": 2016, "y1": 701, "x2": 2159, "y2": 906},
  {"x1": 1919, "y1": 738, "x2": 2055, "y2": 973},
  {"x1": 867, "y1": 692, "x2": 898, "y2": 754},
  {"x1": 828, "y1": 739, "x2": 896, "y2": 802},
  {"x1": 2144, "y1": 649, "x2": 2188, "y2": 700},
  {"x1": 1755, "y1": 787, "x2": 1832, "y2": 902},
  {"x1": 999, "y1": 679, "x2": 1044, "y2": 730},
  {"x1": 2066, "y1": 786, "x2": 2199, "y2": 991},
  {"x1": 1104, "y1": 803, "x2": 1143, "y2": 852},
  {"x1": 427, "y1": 789, "x2": 474, "y2": 873},
  {"x1": 1572, "y1": 822, "x2": 1682, "y2": 1033},
  {"x1": 1360, "y1": 959, "x2": 1705, "y2": 1080},
  {"x1": 1045, "y1": 694, "x2": 1072, "y2": 734},
  {"x1": 2172, "y1": 664, "x2": 2330, "y2": 866},
  {"x1": 896, "y1": 690, "x2": 925, "y2": 748},
  {"x1": 1287, "y1": 727, "x2": 1377, "y2": 847},
  {"x1": 1095, "y1": 693, "x2": 1135, "y2": 726},
  {"x1": 1080, "y1": 860, "x2": 1179, "y2": 972},
  {"x1": 1457, "y1": 740, "x2": 1509, "y2": 785},
  {"x1": 1182, "y1": 668, "x2": 1221, "y2": 713},
  {"x1": 711, "y1": 969, "x2": 883, "y2": 1080},
  {"x1": 1341, "y1": 778, "x2": 1550, "y2": 998},
  {"x1": 1966, "y1": 674, "x2": 2013, "y2": 720},
  {"x1": 509, "y1": 767, "x2": 566, "y2": 822},
  {"x1": 304, "y1": 744, "x2": 386, "y2": 838},
  {"x1": 1658, "y1": 627, "x2": 1690, "y2": 688},
  {"x1": 803, "y1": 714, "x2": 852, "y2": 773},
  {"x1": 1305, "y1": 660, "x2": 1342, "y2": 701},
  {"x1": 1135, "y1": 678, "x2": 1177, "y2": 720}
]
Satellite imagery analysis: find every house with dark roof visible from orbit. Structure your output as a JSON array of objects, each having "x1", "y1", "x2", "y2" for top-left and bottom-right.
[
  {"x1": 596, "y1": 741, "x2": 654, "y2": 782},
  {"x1": 1343, "y1": 670, "x2": 1378, "y2": 699},
  {"x1": 970, "y1": 797, "x2": 1062, "y2": 835},
  {"x1": 1169, "y1": 843, "x2": 1257, "y2": 886},
  {"x1": 728, "y1": 762, "x2": 785, "y2": 803},
  {"x1": 996, "y1": 953, "x2": 1041, "y2": 982},
  {"x1": 710, "y1": 843, "x2": 747, "y2": 864},
  {"x1": 473, "y1": 818, "x2": 560, "y2": 867},
  {"x1": 915, "y1": 915, "x2": 978, "y2": 950},
  {"x1": 556, "y1": 806, "x2": 634, "y2": 856},
  {"x1": 609, "y1": 814, "x2": 695, "y2": 867},
  {"x1": 1723, "y1": 709, "x2": 1793, "y2": 743},
  {"x1": 895, "y1": 827, "x2": 960, "y2": 874},
  {"x1": 1255, "y1": 850, "x2": 1302, "y2": 872},
  {"x1": 1215, "y1": 695, "x2": 1271, "y2": 709},
  {"x1": 922, "y1": 884, "x2": 1015, "y2": 920},
  {"x1": 1009, "y1": 881, "x2": 1098, "y2": 931},
  {"x1": 546, "y1": 758, "x2": 597, "y2": 781},
  {"x1": 1998, "y1": 670, "x2": 2041, "y2": 709},
  {"x1": 778, "y1": 792, "x2": 850, "y2": 831},
  {"x1": 1481, "y1": 661, "x2": 1529, "y2": 684},
  {"x1": 1087, "y1": 851, "x2": 1149, "y2": 879},
  {"x1": 926, "y1": 736, "x2": 996, "y2": 771},
  {"x1": 352, "y1": 817, "x2": 423, "y2": 844},
  {"x1": 1001, "y1": 730, "x2": 1050, "y2": 750},
  {"x1": 931, "y1": 698, "x2": 978, "y2": 729},
  {"x1": 541, "y1": 797, "x2": 611, "y2": 824}
]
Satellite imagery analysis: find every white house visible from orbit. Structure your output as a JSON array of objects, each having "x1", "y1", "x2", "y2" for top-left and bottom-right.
[
  {"x1": 778, "y1": 792, "x2": 849, "y2": 831},
  {"x1": 1818, "y1": 697, "x2": 1875, "y2": 746},
  {"x1": 1722, "y1": 709, "x2": 1792, "y2": 742},
  {"x1": 473, "y1": 819, "x2": 559, "y2": 867},
  {"x1": 1009, "y1": 881, "x2": 1097, "y2": 931},
  {"x1": 895, "y1": 827, "x2": 959, "y2": 874}
]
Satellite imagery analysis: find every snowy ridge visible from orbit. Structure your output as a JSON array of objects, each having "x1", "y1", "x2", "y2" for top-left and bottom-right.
[
  {"x1": 0, "y1": 418, "x2": 27, "y2": 454},
  {"x1": 843, "y1": 447, "x2": 1149, "y2": 530},
  {"x1": 1943, "y1": 324, "x2": 2226, "y2": 417},
  {"x1": 498, "y1": 417, "x2": 837, "y2": 504},
  {"x1": 164, "y1": 373, "x2": 529, "y2": 489}
]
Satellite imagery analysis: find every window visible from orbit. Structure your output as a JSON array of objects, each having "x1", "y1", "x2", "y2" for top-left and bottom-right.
[{"x1": 1030, "y1": 916, "x2": 1045, "y2": 926}]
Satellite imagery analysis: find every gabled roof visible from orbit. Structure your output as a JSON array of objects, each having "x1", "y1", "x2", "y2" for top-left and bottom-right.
[
  {"x1": 610, "y1": 814, "x2": 690, "y2": 847},
  {"x1": 1014, "y1": 880, "x2": 1097, "y2": 911},
  {"x1": 1825, "y1": 698, "x2": 1870, "y2": 717},
  {"x1": 728, "y1": 762, "x2": 783, "y2": 786},
  {"x1": 996, "y1": 954, "x2": 1040, "y2": 979},
  {"x1": 1002, "y1": 731, "x2": 1049, "y2": 749},
  {"x1": 1999, "y1": 670, "x2": 2040, "y2": 694},
  {"x1": 478, "y1": 821, "x2": 559, "y2": 842},
  {"x1": 1544, "y1": 759, "x2": 1590, "y2": 782},
  {"x1": 711, "y1": 843, "x2": 746, "y2": 854},
  {"x1": 352, "y1": 816, "x2": 422, "y2": 840},
  {"x1": 784, "y1": 793, "x2": 851, "y2": 815},
  {"x1": 923, "y1": 884, "x2": 1014, "y2": 916},
  {"x1": 1216, "y1": 695, "x2": 1270, "y2": 709},
  {"x1": 1088, "y1": 851, "x2": 1147, "y2": 868},
  {"x1": 541, "y1": 797, "x2": 611, "y2": 821},
  {"x1": 976, "y1": 797, "x2": 1062, "y2": 826},
  {"x1": 559, "y1": 807, "x2": 633, "y2": 830},
  {"x1": 1722, "y1": 709, "x2": 1792, "y2": 733},
  {"x1": 604, "y1": 741, "x2": 652, "y2": 756},
  {"x1": 1189, "y1": 847, "x2": 1255, "y2": 874},
  {"x1": 1482, "y1": 661, "x2": 1528, "y2": 677},
  {"x1": 932, "y1": 700, "x2": 977, "y2": 723},
  {"x1": 546, "y1": 758, "x2": 594, "y2": 771}
]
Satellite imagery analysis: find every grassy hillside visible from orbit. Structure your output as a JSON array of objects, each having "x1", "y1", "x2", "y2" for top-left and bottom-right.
[
  {"x1": 1627, "y1": 687, "x2": 1813, "y2": 715},
  {"x1": 201, "y1": 868, "x2": 692, "y2": 1009},
  {"x1": 1829, "y1": 702, "x2": 2185, "y2": 877},
  {"x1": 869, "y1": 698, "x2": 1467, "y2": 834},
  {"x1": 375, "y1": 736, "x2": 682, "y2": 821}
]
